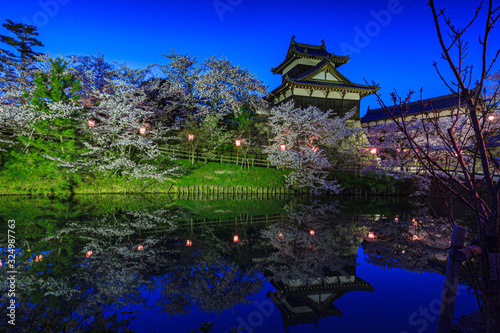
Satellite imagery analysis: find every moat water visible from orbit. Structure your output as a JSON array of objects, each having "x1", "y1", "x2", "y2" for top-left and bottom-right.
[{"x1": 0, "y1": 194, "x2": 478, "y2": 333}]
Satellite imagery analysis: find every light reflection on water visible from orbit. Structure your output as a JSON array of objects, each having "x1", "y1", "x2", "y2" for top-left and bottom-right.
[{"x1": 0, "y1": 195, "x2": 478, "y2": 333}]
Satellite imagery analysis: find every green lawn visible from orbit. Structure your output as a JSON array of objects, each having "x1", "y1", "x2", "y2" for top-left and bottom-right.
[{"x1": 0, "y1": 159, "x2": 290, "y2": 195}]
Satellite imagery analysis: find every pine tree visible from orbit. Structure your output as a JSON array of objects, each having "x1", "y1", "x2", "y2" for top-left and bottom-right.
[
  {"x1": 18, "y1": 58, "x2": 84, "y2": 162},
  {"x1": 0, "y1": 19, "x2": 44, "y2": 91}
]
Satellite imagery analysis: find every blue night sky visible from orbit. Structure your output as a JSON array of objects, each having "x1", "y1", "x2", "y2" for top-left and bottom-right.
[{"x1": 1, "y1": 0, "x2": 499, "y2": 116}]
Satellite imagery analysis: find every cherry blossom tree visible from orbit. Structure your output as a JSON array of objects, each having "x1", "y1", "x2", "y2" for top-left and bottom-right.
[
  {"x1": 368, "y1": 1, "x2": 500, "y2": 330},
  {"x1": 156, "y1": 52, "x2": 267, "y2": 121},
  {"x1": 196, "y1": 56, "x2": 267, "y2": 118},
  {"x1": 57, "y1": 82, "x2": 182, "y2": 181},
  {"x1": 156, "y1": 52, "x2": 268, "y2": 160},
  {"x1": 0, "y1": 55, "x2": 182, "y2": 183},
  {"x1": 264, "y1": 101, "x2": 360, "y2": 194},
  {"x1": 364, "y1": 108, "x2": 483, "y2": 190}
]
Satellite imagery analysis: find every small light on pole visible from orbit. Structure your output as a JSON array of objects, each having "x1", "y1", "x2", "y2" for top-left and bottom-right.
[
  {"x1": 137, "y1": 245, "x2": 144, "y2": 251},
  {"x1": 309, "y1": 230, "x2": 315, "y2": 236},
  {"x1": 233, "y1": 235, "x2": 239, "y2": 243},
  {"x1": 186, "y1": 240, "x2": 193, "y2": 247},
  {"x1": 87, "y1": 119, "x2": 95, "y2": 127},
  {"x1": 488, "y1": 115, "x2": 495, "y2": 121},
  {"x1": 280, "y1": 144, "x2": 286, "y2": 151},
  {"x1": 370, "y1": 148, "x2": 377, "y2": 155},
  {"x1": 235, "y1": 139, "x2": 241, "y2": 162},
  {"x1": 139, "y1": 127, "x2": 147, "y2": 135},
  {"x1": 188, "y1": 134, "x2": 194, "y2": 141},
  {"x1": 367, "y1": 232, "x2": 376, "y2": 239},
  {"x1": 86, "y1": 250, "x2": 93, "y2": 258}
]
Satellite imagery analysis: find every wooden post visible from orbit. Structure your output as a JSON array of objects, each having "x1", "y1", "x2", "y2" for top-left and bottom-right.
[{"x1": 437, "y1": 226, "x2": 466, "y2": 333}]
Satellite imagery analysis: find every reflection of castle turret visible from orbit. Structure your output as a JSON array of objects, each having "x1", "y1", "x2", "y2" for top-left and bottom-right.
[{"x1": 266, "y1": 263, "x2": 373, "y2": 331}]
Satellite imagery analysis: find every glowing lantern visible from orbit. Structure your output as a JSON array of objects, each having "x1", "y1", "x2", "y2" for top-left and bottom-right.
[
  {"x1": 309, "y1": 230, "x2": 315, "y2": 236},
  {"x1": 280, "y1": 144, "x2": 286, "y2": 151},
  {"x1": 86, "y1": 250, "x2": 93, "y2": 258},
  {"x1": 367, "y1": 232, "x2": 375, "y2": 239},
  {"x1": 412, "y1": 218, "x2": 418, "y2": 226},
  {"x1": 278, "y1": 233, "x2": 284, "y2": 238},
  {"x1": 370, "y1": 148, "x2": 377, "y2": 155},
  {"x1": 235, "y1": 139, "x2": 241, "y2": 147},
  {"x1": 488, "y1": 115, "x2": 495, "y2": 121},
  {"x1": 35, "y1": 255, "x2": 43, "y2": 262},
  {"x1": 137, "y1": 245, "x2": 144, "y2": 251},
  {"x1": 412, "y1": 234, "x2": 419, "y2": 241},
  {"x1": 233, "y1": 235, "x2": 239, "y2": 243},
  {"x1": 188, "y1": 134, "x2": 194, "y2": 141},
  {"x1": 87, "y1": 119, "x2": 95, "y2": 127},
  {"x1": 186, "y1": 240, "x2": 192, "y2": 247},
  {"x1": 139, "y1": 127, "x2": 147, "y2": 135},
  {"x1": 0, "y1": 260, "x2": 2, "y2": 266},
  {"x1": 394, "y1": 217, "x2": 399, "y2": 222}
]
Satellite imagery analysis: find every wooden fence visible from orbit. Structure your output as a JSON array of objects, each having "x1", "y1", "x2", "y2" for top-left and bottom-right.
[
  {"x1": 159, "y1": 146, "x2": 271, "y2": 168},
  {"x1": 158, "y1": 146, "x2": 426, "y2": 174},
  {"x1": 174, "y1": 185, "x2": 306, "y2": 200}
]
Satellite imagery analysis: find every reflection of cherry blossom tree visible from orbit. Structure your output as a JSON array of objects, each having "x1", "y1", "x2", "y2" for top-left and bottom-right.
[
  {"x1": 154, "y1": 226, "x2": 264, "y2": 315},
  {"x1": 0, "y1": 208, "x2": 179, "y2": 331},
  {"x1": 360, "y1": 215, "x2": 451, "y2": 273},
  {"x1": 260, "y1": 200, "x2": 363, "y2": 283}
]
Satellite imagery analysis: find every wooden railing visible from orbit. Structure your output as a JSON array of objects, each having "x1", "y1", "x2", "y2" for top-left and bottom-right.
[
  {"x1": 159, "y1": 146, "x2": 272, "y2": 168},
  {"x1": 158, "y1": 145, "x2": 430, "y2": 175}
]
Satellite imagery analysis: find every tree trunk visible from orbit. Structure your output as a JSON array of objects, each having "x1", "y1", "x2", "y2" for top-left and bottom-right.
[{"x1": 486, "y1": 288, "x2": 500, "y2": 333}]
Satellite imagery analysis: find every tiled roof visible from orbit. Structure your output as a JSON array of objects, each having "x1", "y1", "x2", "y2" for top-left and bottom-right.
[
  {"x1": 361, "y1": 94, "x2": 464, "y2": 122},
  {"x1": 290, "y1": 79, "x2": 375, "y2": 91},
  {"x1": 293, "y1": 43, "x2": 330, "y2": 57},
  {"x1": 271, "y1": 38, "x2": 349, "y2": 74}
]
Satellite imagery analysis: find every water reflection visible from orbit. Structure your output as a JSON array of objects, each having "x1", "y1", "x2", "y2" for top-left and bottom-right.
[
  {"x1": 360, "y1": 214, "x2": 451, "y2": 273},
  {"x1": 0, "y1": 195, "x2": 454, "y2": 332},
  {"x1": 259, "y1": 201, "x2": 374, "y2": 330}
]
